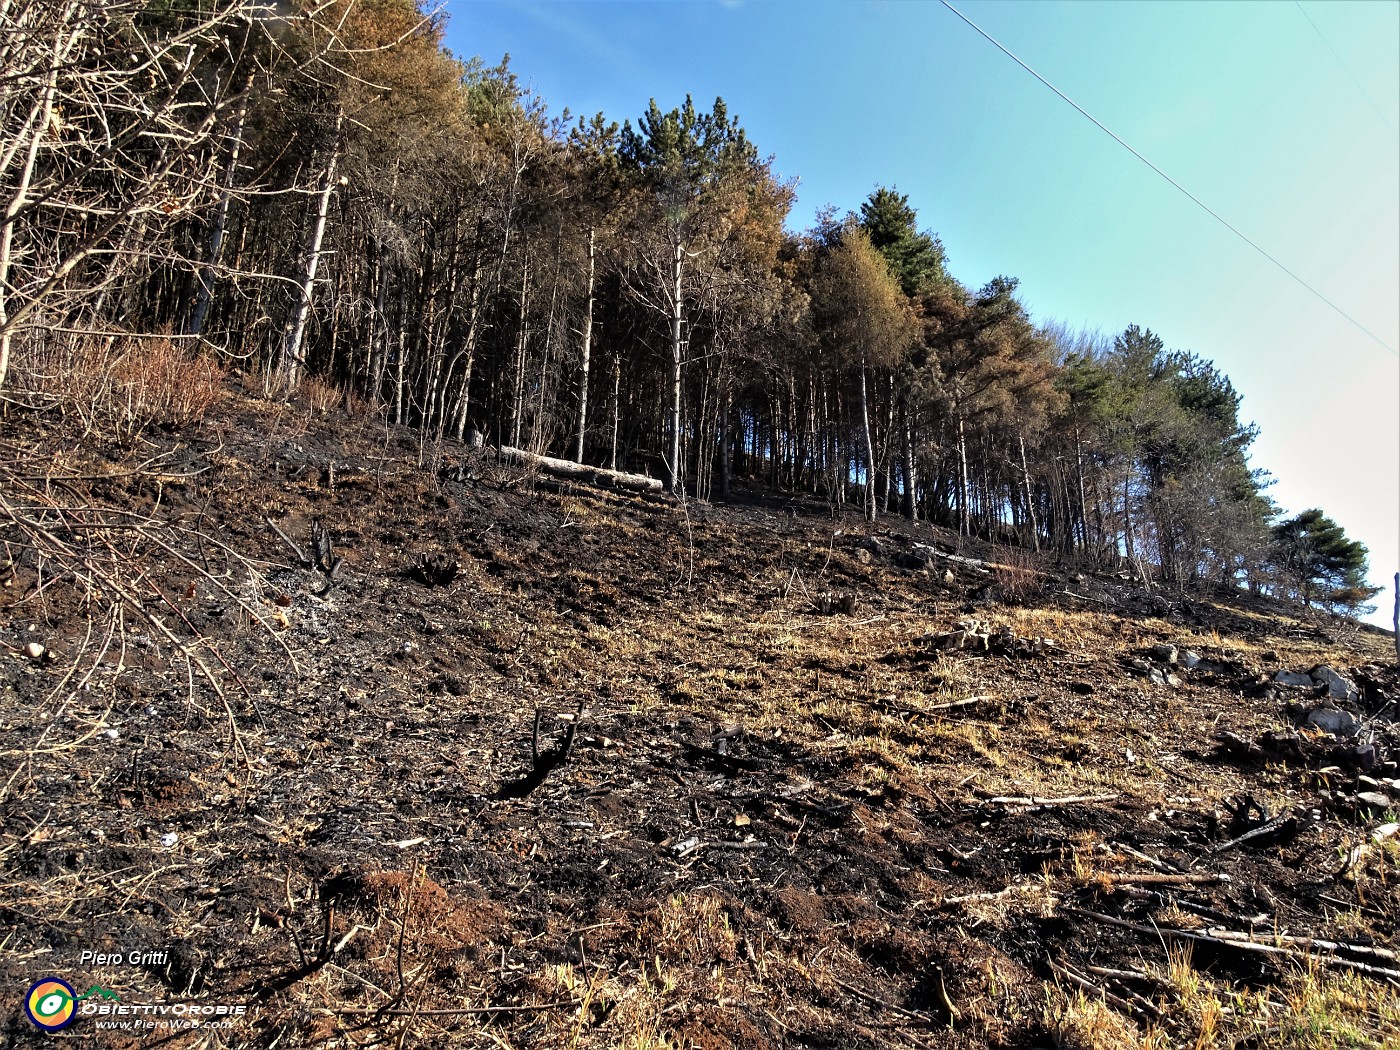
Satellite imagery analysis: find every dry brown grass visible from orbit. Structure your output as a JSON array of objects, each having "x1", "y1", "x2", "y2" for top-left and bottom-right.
[
  {"x1": 9, "y1": 329, "x2": 224, "y2": 439},
  {"x1": 299, "y1": 374, "x2": 342, "y2": 418},
  {"x1": 993, "y1": 546, "x2": 1049, "y2": 605}
]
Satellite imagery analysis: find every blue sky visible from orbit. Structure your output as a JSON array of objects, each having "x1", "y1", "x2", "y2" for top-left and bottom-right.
[{"x1": 443, "y1": 0, "x2": 1400, "y2": 624}]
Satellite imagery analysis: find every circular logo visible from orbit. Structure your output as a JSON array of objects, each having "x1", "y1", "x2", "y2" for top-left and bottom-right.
[{"x1": 25, "y1": 978, "x2": 77, "y2": 1032}]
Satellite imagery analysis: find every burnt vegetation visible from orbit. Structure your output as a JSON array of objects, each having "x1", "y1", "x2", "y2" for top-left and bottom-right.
[
  {"x1": 1, "y1": 3, "x2": 1397, "y2": 1049},
  {"x1": 2, "y1": 394, "x2": 1398, "y2": 1049}
]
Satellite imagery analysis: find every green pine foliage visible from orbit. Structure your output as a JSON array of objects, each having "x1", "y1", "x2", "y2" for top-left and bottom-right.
[{"x1": 1272, "y1": 509, "x2": 1380, "y2": 612}]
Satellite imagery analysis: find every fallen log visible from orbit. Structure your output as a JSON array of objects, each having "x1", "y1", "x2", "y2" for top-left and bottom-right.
[
  {"x1": 979, "y1": 792, "x2": 1119, "y2": 808},
  {"x1": 1093, "y1": 872, "x2": 1227, "y2": 887},
  {"x1": 1049, "y1": 957, "x2": 1157, "y2": 1020},
  {"x1": 497, "y1": 445, "x2": 665, "y2": 494},
  {"x1": 1066, "y1": 907, "x2": 1400, "y2": 986}
]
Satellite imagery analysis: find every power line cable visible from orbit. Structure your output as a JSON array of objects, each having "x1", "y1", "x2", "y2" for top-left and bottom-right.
[
  {"x1": 1293, "y1": 0, "x2": 1398, "y2": 143},
  {"x1": 939, "y1": 0, "x2": 1398, "y2": 359}
]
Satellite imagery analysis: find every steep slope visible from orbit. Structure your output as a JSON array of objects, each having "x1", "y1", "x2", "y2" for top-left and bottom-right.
[{"x1": 2, "y1": 391, "x2": 1397, "y2": 1049}]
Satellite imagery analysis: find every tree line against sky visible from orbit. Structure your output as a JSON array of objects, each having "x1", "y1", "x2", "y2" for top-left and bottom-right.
[{"x1": 0, "y1": 0, "x2": 1376, "y2": 611}]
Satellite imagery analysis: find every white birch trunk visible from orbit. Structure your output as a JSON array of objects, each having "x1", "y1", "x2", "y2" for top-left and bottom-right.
[{"x1": 279, "y1": 112, "x2": 343, "y2": 393}]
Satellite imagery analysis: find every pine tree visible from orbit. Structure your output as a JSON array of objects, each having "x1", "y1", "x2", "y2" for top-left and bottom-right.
[
  {"x1": 1271, "y1": 509, "x2": 1377, "y2": 609},
  {"x1": 857, "y1": 187, "x2": 946, "y2": 296}
]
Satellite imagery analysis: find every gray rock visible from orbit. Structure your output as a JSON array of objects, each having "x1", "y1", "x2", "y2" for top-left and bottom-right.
[
  {"x1": 1356, "y1": 792, "x2": 1394, "y2": 810},
  {"x1": 926, "y1": 629, "x2": 965, "y2": 651},
  {"x1": 1310, "y1": 665, "x2": 1358, "y2": 701},
  {"x1": 1274, "y1": 670, "x2": 1315, "y2": 689},
  {"x1": 1150, "y1": 643, "x2": 1178, "y2": 664},
  {"x1": 1148, "y1": 669, "x2": 1167, "y2": 687},
  {"x1": 1180, "y1": 650, "x2": 1201, "y2": 669},
  {"x1": 854, "y1": 548, "x2": 872, "y2": 566},
  {"x1": 1306, "y1": 707, "x2": 1361, "y2": 738},
  {"x1": 1165, "y1": 674, "x2": 1183, "y2": 688},
  {"x1": 24, "y1": 641, "x2": 45, "y2": 660},
  {"x1": 1127, "y1": 658, "x2": 1152, "y2": 675}
]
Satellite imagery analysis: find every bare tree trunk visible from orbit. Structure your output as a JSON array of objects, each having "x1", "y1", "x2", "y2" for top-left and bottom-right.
[
  {"x1": 719, "y1": 381, "x2": 732, "y2": 502},
  {"x1": 0, "y1": 36, "x2": 62, "y2": 389},
  {"x1": 608, "y1": 350, "x2": 621, "y2": 470},
  {"x1": 1072, "y1": 420, "x2": 1090, "y2": 553},
  {"x1": 574, "y1": 225, "x2": 595, "y2": 462},
  {"x1": 449, "y1": 255, "x2": 484, "y2": 440},
  {"x1": 1392, "y1": 572, "x2": 1399, "y2": 667},
  {"x1": 393, "y1": 290, "x2": 407, "y2": 425},
  {"x1": 859, "y1": 358, "x2": 876, "y2": 522},
  {"x1": 531, "y1": 262, "x2": 559, "y2": 454},
  {"x1": 279, "y1": 111, "x2": 343, "y2": 393},
  {"x1": 1019, "y1": 433, "x2": 1040, "y2": 552},
  {"x1": 1123, "y1": 469, "x2": 1136, "y2": 565},
  {"x1": 900, "y1": 394, "x2": 917, "y2": 520},
  {"x1": 368, "y1": 246, "x2": 388, "y2": 407},
  {"x1": 188, "y1": 79, "x2": 251, "y2": 338},
  {"x1": 666, "y1": 239, "x2": 684, "y2": 495},
  {"x1": 510, "y1": 257, "x2": 530, "y2": 448},
  {"x1": 956, "y1": 410, "x2": 971, "y2": 535}
]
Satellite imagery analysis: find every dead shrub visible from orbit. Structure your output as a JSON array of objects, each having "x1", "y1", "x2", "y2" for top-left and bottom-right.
[
  {"x1": 11, "y1": 328, "x2": 222, "y2": 438},
  {"x1": 993, "y1": 547, "x2": 1046, "y2": 606},
  {"x1": 300, "y1": 374, "x2": 342, "y2": 418}
]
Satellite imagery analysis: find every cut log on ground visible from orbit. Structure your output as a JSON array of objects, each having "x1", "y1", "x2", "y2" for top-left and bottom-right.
[{"x1": 497, "y1": 445, "x2": 665, "y2": 494}]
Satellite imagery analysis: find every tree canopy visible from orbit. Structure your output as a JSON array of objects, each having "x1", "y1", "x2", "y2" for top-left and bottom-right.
[{"x1": 0, "y1": 0, "x2": 1367, "y2": 611}]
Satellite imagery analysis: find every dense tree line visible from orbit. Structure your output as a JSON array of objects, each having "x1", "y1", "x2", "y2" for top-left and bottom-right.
[{"x1": 0, "y1": 0, "x2": 1379, "y2": 612}]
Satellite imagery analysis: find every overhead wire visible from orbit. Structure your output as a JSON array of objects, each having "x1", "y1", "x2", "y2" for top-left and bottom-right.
[
  {"x1": 1293, "y1": 0, "x2": 1398, "y2": 143},
  {"x1": 939, "y1": 0, "x2": 1398, "y2": 359}
]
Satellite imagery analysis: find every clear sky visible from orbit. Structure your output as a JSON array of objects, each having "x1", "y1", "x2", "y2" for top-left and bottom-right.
[{"x1": 442, "y1": 0, "x2": 1400, "y2": 626}]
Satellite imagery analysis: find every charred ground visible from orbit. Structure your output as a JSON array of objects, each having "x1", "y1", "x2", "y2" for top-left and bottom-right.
[{"x1": 2, "y1": 390, "x2": 1398, "y2": 1049}]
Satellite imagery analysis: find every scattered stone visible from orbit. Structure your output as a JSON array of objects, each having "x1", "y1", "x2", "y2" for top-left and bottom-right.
[
  {"x1": 853, "y1": 548, "x2": 872, "y2": 566},
  {"x1": 1127, "y1": 658, "x2": 1152, "y2": 676},
  {"x1": 924, "y1": 629, "x2": 966, "y2": 651},
  {"x1": 1273, "y1": 670, "x2": 1315, "y2": 689},
  {"x1": 24, "y1": 641, "x2": 44, "y2": 660},
  {"x1": 103, "y1": 728, "x2": 119, "y2": 740},
  {"x1": 1164, "y1": 674, "x2": 1183, "y2": 689},
  {"x1": 1356, "y1": 792, "x2": 1394, "y2": 810},
  {"x1": 160, "y1": 832, "x2": 179, "y2": 848},
  {"x1": 1180, "y1": 650, "x2": 1201, "y2": 669},
  {"x1": 1306, "y1": 707, "x2": 1361, "y2": 739},
  {"x1": 1150, "y1": 643, "x2": 1178, "y2": 664},
  {"x1": 1345, "y1": 744, "x2": 1378, "y2": 772},
  {"x1": 1309, "y1": 665, "x2": 1358, "y2": 702},
  {"x1": 1194, "y1": 658, "x2": 1235, "y2": 674},
  {"x1": 895, "y1": 551, "x2": 929, "y2": 571}
]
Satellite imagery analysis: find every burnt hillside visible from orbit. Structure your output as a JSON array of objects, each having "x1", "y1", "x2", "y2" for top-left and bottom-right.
[{"x1": 2, "y1": 390, "x2": 1398, "y2": 1049}]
